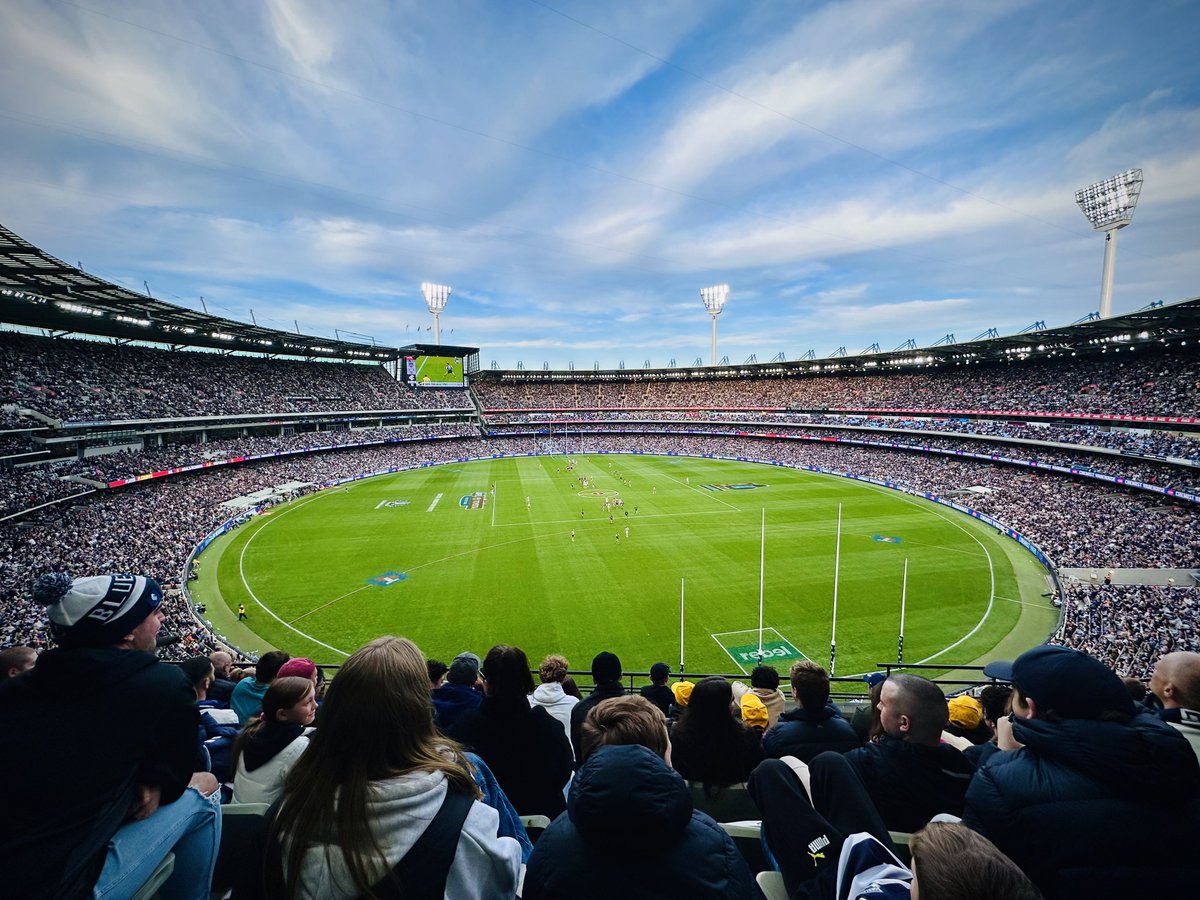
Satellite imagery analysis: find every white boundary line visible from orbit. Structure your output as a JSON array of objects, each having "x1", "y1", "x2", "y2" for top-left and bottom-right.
[
  {"x1": 238, "y1": 497, "x2": 351, "y2": 658},
  {"x1": 710, "y1": 632, "x2": 749, "y2": 675},
  {"x1": 855, "y1": 482, "x2": 996, "y2": 668}
]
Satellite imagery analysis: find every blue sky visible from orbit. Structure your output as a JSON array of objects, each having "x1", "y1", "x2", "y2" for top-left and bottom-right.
[{"x1": 1, "y1": 0, "x2": 1198, "y2": 369}]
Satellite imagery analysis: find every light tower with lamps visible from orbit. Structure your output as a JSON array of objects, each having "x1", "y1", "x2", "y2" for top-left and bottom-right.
[
  {"x1": 420, "y1": 282, "x2": 452, "y2": 344},
  {"x1": 700, "y1": 284, "x2": 730, "y2": 366},
  {"x1": 1074, "y1": 168, "x2": 1143, "y2": 319}
]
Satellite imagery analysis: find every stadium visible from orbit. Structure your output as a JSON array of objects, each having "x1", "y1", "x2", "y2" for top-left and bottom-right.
[{"x1": 2, "y1": 3, "x2": 1200, "y2": 898}]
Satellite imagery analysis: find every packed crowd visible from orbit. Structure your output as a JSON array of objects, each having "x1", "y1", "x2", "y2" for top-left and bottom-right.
[
  {"x1": 0, "y1": 438, "x2": 484, "y2": 657},
  {"x1": 1055, "y1": 581, "x2": 1200, "y2": 679},
  {"x1": 0, "y1": 331, "x2": 470, "y2": 422},
  {"x1": 486, "y1": 409, "x2": 1200, "y2": 461},
  {"x1": 4, "y1": 608, "x2": 1199, "y2": 898},
  {"x1": 3, "y1": 432, "x2": 1197, "y2": 664},
  {"x1": 487, "y1": 420, "x2": 1200, "y2": 494},
  {"x1": 473, "y1": 347, "x2": 1200, "y2": 417},
  {"x1": 0, "y1": 463, "x2": 96, "y2": 520}
]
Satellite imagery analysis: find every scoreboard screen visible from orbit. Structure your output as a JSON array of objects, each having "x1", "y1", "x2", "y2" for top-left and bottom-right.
[{"x1": 406, "y1": 355, "x2": 464, "y2": 387}]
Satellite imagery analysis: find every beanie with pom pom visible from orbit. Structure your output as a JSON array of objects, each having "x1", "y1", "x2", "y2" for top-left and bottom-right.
[{"x1": 33, "y1": 572, "x2": 163, "y2": 648}]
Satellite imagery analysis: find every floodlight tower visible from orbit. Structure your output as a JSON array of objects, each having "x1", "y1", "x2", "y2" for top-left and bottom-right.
[
  {"x1": 1074, "y1": 168, "x2": 1143, "y2": 319},
  {"x1": 700, "y1": 284, "x2": 730, "y2": 366},
  {"x1": 421, "y1": 282, "x2": 451, "y2": 344}
]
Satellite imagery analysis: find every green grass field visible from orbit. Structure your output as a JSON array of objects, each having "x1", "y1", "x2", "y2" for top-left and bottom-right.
[{"x1": 192, "y1": 454, "x2": 1058, "y2": 680}]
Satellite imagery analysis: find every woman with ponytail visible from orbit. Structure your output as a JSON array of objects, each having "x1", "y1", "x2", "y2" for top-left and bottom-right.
[
  {"x1": 230, "y1": 676, "x2": 317, "y2": 805},
  {"x1": 264, "y1": 636, "x2": 521, "y2": 899}
]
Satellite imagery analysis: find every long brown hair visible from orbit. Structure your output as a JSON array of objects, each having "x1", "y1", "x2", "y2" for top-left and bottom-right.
[
  {"x1": 271, "y1": 636, "x2": 479, "y2": 899},
  {"x1": 229, "y1": 676, "x2": 313, "y2": 776}
]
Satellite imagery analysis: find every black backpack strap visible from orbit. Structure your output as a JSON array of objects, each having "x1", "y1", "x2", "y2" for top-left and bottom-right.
[{"x1": 371, "y1": 786, "x2": 474, "y2": 899}]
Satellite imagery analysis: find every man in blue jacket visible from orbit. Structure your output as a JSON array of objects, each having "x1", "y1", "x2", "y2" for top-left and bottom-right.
[
  {"x1": 965, "y1": 645, "x2": 1200, "y2": 899},
  {"x1": 842, "y1": 673, "x2": 974, "y2": 832},
  {"x1": 524, "y1": 695, "x2": 754, "y2": 898},
  {"x1": 763, "y1": 660, "x2": 860, "y2": 761}
]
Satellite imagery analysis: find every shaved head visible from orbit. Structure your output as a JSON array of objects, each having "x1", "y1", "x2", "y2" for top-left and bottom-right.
[{"x1": 1151, "y1": 652, "x2": 1200, "y2": 710}]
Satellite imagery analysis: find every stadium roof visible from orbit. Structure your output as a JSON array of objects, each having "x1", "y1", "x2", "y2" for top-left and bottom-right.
[
  {"x1": 0, "y1": 223, "x2": 481, "y2": 363},
  {"x1": 481, "y1": 295, "x2": 1200, "y2": 380}
]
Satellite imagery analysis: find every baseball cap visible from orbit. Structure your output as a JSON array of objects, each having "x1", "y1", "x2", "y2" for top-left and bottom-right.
[
  {"x1": 740, "y1": 692, "x2": 769, "y2": 729},
  {"x1": 447, "y1": 651, "x2": 482, "y2": 685},
  {"x1": 985, "y1": 645, "x2": 1134, "y2": 720}
]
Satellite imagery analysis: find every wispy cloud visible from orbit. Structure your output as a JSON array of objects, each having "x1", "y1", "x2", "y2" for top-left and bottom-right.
[{"x1": 0, "y1": 0, "x2": 1196, "y2": 367}]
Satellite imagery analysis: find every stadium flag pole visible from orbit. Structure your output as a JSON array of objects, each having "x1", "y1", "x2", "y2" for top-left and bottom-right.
[
  {"x1": 897, "y1": 557, "x2": 908, "y2": 666},
  {"x1": 757, "y1": 508, "x2": 765, "y2": 662},
  {"x1": 679, "y1": 578, "x2": 685, "y2": 674},
  {"x1": 830, "y1": 503, "x2": 842, "y2": 675}
]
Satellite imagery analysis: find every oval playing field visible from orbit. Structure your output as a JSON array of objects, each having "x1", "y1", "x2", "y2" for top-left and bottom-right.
[{"x1": 195, "y1": 454, "x2": 1058, "y2": 678}]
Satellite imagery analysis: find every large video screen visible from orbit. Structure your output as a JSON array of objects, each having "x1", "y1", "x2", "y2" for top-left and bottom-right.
[{"x1": 406, "y1": 354, "x2": 464, "y2": 387}]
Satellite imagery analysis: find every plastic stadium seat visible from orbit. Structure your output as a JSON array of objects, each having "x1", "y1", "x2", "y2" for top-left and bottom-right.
[
  {"x1": 130, "y1": 852, "x2": 174, "y2": 900},
  {"x1": 519, "y1": 814, "x2": 552, "y2": 844},
  {"x1": 212, "y1": 803, "x2": 271, "y2": 897},
  {"x1": 716, "y1": 819, "x2": 769, "y2": 876},
  {"x1": 689, "y1": 782, "x2": 760, "y2": 823},
  {"x1": 755, "y1": 870, "x2": 788, "y2": 900}
]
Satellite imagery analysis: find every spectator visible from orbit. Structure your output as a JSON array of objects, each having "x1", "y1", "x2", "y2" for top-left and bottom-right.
[
  {"x1": 523, "y1": 695, "x2": 754, "y2": 898},
  {"x1": 427, "y1": 658, "x2": 448, "y2": 689},
  {"x1": 263, "y1": 636, "x2": 520, "y2": 898},
  {"x1": 230, "y1": 676, "x2": 317, "y2": 805},
  {"x1": 275, "y1": 656, "x2": 318, "y2": 684},
  {"x1": 964, "y1": 683, "x2": 1012, "y2": 768},
  {"x1": 843, "y1": 674, "x2": 974, "y2": 832},
  {"x1": 207, "y1": 649, "x2": 236, "y2": 704},
  {"x1": 1148, "y1": 650, "x2": 1200, "y2": 760},
  {"x1": 569, "y1": 651, "x2": 627, "y2": 765},
  {"x1": 529, "y1": 653, "x2": 578, "y2": 747},
  {"x1": 0, "y1": 572, "x2": 220, "y2": 899},
  {"x1": 639, "y1": 661, "x2": 674, "y2": 717},
  {"x1": 230, "y1": 649, "x2": 290, "y2": 724},
  {"x1": 669, "y1": 676, "x2": 763, "y2": 794},
  {"x1": 432, "y1": 650, "x2": 484, "y2": 730},
  {"x1": 0, "y1": 645, "x2": 36, "y2": 682},
  {"x1": 448, "y1": 645, "x2": 573, "y2": 818},
  {"x1": 763, "y1": 660, "x2": 860, "y2": 762},
  {"x1": 732, "y1": 664, "x2": 786, "y2": 727},
  {"x1": 965, "y1": 645, "x2": 1200, "y2": 897}
]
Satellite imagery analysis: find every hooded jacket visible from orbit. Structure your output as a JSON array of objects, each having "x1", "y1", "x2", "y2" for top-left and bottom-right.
[
  {"x1": 284, "y1": 769, "x2": 521, "y2": 899},
  {"x1": 432, "y1": 681, "x2": 483, "y2": 730},
  {"x1": 762, "y1": 703, "x2": 861, "y2": 762},
  {"x1": 963, "y1": 711, "x2": 1200, "y2": 899},
  {"x1": 0, "y1": 646, "x2": 197, "y2": 899},
  {"x1": 529, "y1": 681, "x2": 578, "y2": 746},
  {"x1": 843, "y1": 734, "x2": 974, "y2": 832},
  {"x1": 231, "y1": 722, "x2": 313, "y2": 805},
  {"x1": 522, "y1": 744, "x2": 754, "y2": 899}
]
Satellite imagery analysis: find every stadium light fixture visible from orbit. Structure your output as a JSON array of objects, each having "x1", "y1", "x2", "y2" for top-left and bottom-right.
[
  {"x1": 699, "y1": 284, "x2": 730, "y2": 366},
  {"x1": 1075, "y1": 168, "x2": 1143, "y2": 319},
  {"x1": 421, "y1": 282, "x2": 452, "y2": 344}
]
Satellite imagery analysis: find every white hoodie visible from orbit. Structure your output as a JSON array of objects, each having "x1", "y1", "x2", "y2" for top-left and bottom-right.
[
  {"x1": 529, "y1": 682, "x2": 578, "y2": 748},
  {"x1": 291, "y1": 770, "x2": 521, "y2": 900}
]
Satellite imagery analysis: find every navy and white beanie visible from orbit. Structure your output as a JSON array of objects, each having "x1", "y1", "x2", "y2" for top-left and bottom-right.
[{"x1": 32, "y1": 572, "x2": 163, "y2": 648}]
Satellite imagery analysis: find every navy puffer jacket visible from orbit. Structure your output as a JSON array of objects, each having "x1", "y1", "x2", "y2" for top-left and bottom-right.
[
  {"x1": 963, "y1": 710, "x2": 1200, "y2": 899},
  {"x1": 523, "y1": 744, "x2": 754, "y2": 899},
  {"x1": 762, "y1": 704, "x2": 861, "y2": 762}
]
